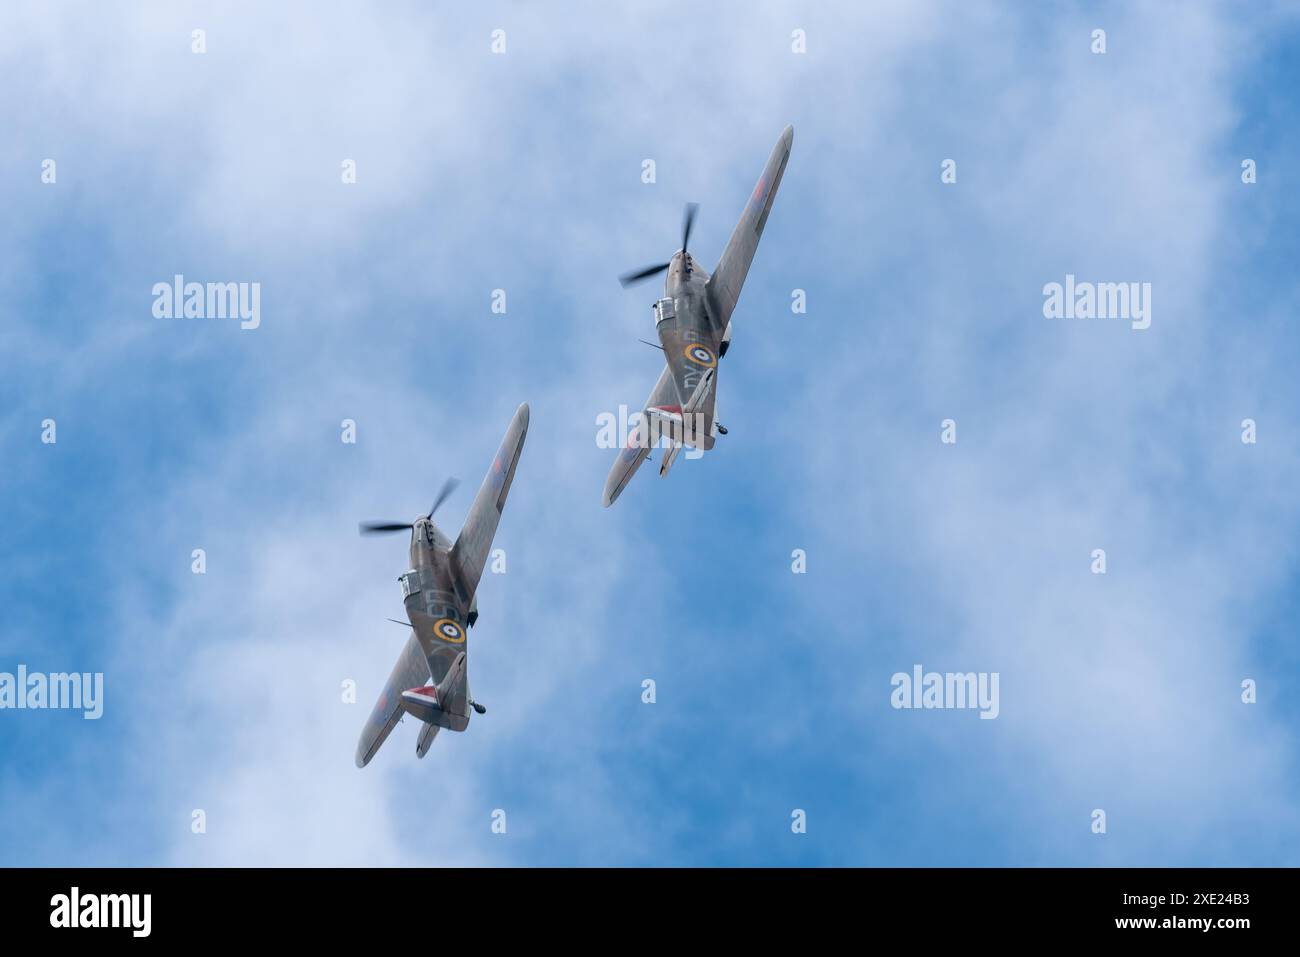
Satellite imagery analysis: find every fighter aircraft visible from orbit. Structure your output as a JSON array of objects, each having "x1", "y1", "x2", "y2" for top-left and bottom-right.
[
  {"x1": 354, "y1": 403, "x2": 528, "y2": 767},
  {"x1": 602, "y1": 125, "x2": 793, "y2": 507}
]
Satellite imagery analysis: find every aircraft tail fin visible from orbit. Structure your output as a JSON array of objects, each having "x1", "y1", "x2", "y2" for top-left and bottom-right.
[
  {"x1": 647, "y1": 366, "x2": 716, "y2": 477},
  {"x1": 399, "y1": 651, "x2": 470, "y2": 732}
]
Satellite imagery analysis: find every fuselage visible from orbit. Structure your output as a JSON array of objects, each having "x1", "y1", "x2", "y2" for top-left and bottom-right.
[
  {"x1": 664, "y1": 250, "x2": 718, "y2": 347},
  {"x1": 408, "y1": 516, "x2": 450, "y2": 575},
  {"x1": 354, "y1": 517, "x2": 470, "y2": 768}
]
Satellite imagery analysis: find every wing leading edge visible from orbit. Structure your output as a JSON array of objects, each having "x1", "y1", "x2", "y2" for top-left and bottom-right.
[
  {"x1": 356, "y1": 629, "x2": 429, "y2": 768},
  {"x1": 705, "y1": 125, "x2": 793, "y2": 332},
  {"x1": 602, "y1": 367, "x2": 676, "y2": 507},
  {"x1": 450, "y1": 403, "x2": 529, "y2": 605}
]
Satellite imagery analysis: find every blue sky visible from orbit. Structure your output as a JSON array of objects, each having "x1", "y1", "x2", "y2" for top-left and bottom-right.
[{"x1": 2, "y1": 0, "x2": 1300, "y2": 866}]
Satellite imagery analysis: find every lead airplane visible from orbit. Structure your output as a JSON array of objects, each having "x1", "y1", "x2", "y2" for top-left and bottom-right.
[
  {"x1": 603, "y1": 125, "x2": 793, "y2": 507},
  {"x1": 355, "y1": 404, "x2": 528, "y2": 767}
]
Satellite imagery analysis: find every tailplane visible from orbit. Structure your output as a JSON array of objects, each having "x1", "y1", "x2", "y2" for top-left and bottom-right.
[
  {"x1": 649, "y1": 366, "x2": 716, "y2": 477},
  {"x1": 415, "y1": 721, "x2": 439, "y2": 758}
]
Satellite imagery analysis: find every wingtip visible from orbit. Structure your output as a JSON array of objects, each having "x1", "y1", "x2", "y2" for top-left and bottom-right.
[{"x1": 512, "y1": 402, "x2": 530, "y2": 437}]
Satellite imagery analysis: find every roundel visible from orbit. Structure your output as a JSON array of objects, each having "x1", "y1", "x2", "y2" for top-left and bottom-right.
[
  {"x1": 433, "y1": 618, "x2": 465, "y2": 644},
  {"x1": 683, "y1": 343, "x2": 717, "y2": 368}
]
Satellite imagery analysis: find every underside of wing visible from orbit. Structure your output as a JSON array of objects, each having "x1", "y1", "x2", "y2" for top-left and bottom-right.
[
  {"x1": 706, "y1": 125, "x2": 793, "y2": 332},
  {"x1": 602, "y1": 366, "x2": 675, "y2": 507},
  {"x1": 355, "y1": 630, "x2": 429, "y2": 768},
  {"x1": 450, "y1": 403, "x2": 529, "y2": 605}
]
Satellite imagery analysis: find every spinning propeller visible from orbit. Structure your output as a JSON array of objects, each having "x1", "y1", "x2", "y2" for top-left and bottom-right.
[
  {"x1": 358, "y1": 476, "x2": 459, "y2": 535},
  {"x1": 618, "y1": 202, "x2": 699, "y2": 288}
]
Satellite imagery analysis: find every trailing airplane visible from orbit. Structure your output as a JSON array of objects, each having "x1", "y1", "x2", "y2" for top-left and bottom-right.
[{"x1": 355, "y1": 404, "x2": 528, "y2": 766}]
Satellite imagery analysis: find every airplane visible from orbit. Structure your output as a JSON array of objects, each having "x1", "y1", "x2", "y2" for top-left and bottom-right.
[
  {"x1": 354, "y1": 403, "x2": 528, "y2": 767},
  {"x1": 602, "y1": 124, "x2": 793, "y2": 507}
]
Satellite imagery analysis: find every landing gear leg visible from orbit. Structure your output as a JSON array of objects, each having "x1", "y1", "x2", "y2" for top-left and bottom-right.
[{"x1": 470, "y1": 700, "x2": 487, "y2": 715}]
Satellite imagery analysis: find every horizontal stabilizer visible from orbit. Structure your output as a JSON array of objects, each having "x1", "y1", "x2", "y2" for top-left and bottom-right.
[
  {"x1": 654, "y1": 366, "x2": 715, "y2": 478},
  {"x1": 416, "y1": 721, "x2": 440, "y2": 758},
  {"x1": 659, "y1": 440, "x2": 683, "y2": 477},
  {"x1": 400, "y1": 686, "x2": 443, "y2": 724}
]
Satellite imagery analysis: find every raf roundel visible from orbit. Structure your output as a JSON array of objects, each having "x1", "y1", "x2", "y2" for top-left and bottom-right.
[
  {"x1": 683, "y1": 343, "x2": 717, "y2": 368},
  {"x1": 433, "y1": 618, "x2": 465, "y2": 644}
]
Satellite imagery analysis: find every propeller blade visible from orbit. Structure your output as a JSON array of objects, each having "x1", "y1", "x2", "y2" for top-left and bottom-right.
[
  {"x1": 429, "y1": 476, "x2": 460, "y2": 517},
  {"x1": 619, "y1": 262, "x2": 669, "y2": 288},
  {"x1": 359, "y1": 522, "x2": 413, "y2": 535},
  {"x1": 681, "y1": 202, "x2": 698, "y2": 256}
]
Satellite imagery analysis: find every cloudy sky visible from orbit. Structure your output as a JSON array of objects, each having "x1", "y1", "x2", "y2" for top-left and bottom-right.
[{"x1": 2, "y1": 0, "x2": 1299, "y2": 866}]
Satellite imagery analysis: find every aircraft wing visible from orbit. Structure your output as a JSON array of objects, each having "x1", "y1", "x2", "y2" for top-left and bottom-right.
[
  {"x1": 705, "y1": 125, "x2": 793, "y2": 332},
  {"x1": 602, "y1": 365, "x2": 675, "y2": 507},
  {"x1": 450, "y1": 403, "x2": 529, "y2": 606},
  {"x1": 355, "y1": 629, "x2": 429, "y2": 768}
]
